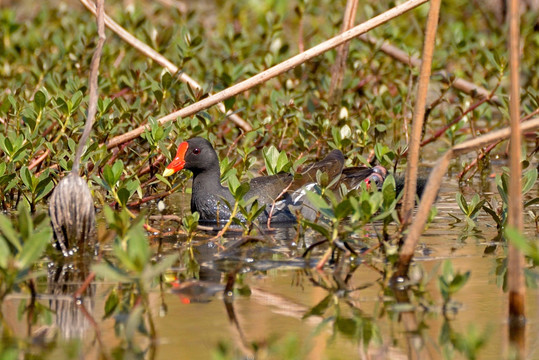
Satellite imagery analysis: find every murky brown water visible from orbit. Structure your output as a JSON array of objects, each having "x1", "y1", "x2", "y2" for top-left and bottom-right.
[{"x1": 2, "y1": 174, "x2": 538, "y2": 359}]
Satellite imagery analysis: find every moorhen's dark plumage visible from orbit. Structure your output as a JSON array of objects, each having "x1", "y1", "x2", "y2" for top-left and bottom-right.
[{"x1": 163, "y1": 137, "x2": 388, "y2": 223}]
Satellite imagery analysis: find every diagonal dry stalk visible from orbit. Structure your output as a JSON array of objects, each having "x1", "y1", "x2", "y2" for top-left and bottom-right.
[
  {"x1": 105, "y1": 0, "x2": 430, "y2": 149},
  {"x1": 48, "y1": 0, "x2": 106, "y2": 255},
  {"x1": 328, "y1": 0, "x2": 358, "y2": 107},
  {"x1": 400, "y1": 0, "x2": 441, "y2": 227},
  {"x1": 394, "y1": 117, "x2": 539, "y2": 278},
  {"x1": 72, "y1": 0, "x2": 106, "y2": 174},
  {"x1": 507, "y1": 0, "x2": 526, "y2": 354},
  {"x1": 78, "y1": 0, "x2": 252, "y2": 132},
  {"x1": 359, "y1": 33, "x2": 499, "y2": 103}
]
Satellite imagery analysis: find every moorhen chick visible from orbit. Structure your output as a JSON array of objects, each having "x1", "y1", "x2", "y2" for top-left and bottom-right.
[{"x1": 163, "y1": 137, "x2": 388, "y2": 224}]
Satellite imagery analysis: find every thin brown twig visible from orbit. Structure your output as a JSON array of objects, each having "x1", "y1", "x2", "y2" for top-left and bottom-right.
[
  {"x1": 77, "y1": 301, "x2": 109, "y2": 358},
  {"x1": 266, "y1": 180, "x2": 293, "y2": 229},
  {"x1": 78, "y1": 0, "x2": 251, "y2": 132},
  {"x1": 136, "y1": 153, "x2": 166, "y2": 177},
  {"x1": 401, "y1": 0, "x2": 441, "y2": 227},
  {"x1": 28, "y1": 149, "x2": 50, "y2": 170},
  {"x1": 126, "y1": 187, "x2": 176, "y2": 207},
  {"x1": 73, "y1": 272, "x2": 96, "y2": 299},
  {"x1": 104, "y1": 0, "x2": 430, "y2": 150},
  {"x1": 315, "y1": 247, "x2": 333, "y2": 270}
]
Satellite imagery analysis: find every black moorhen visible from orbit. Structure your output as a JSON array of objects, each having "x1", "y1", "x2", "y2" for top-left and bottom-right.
[{"x1": 163, "y1": 137, "x2": 388, "y2": 224}]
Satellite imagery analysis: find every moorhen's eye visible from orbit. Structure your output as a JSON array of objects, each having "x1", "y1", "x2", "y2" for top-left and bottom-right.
[{"x1": 193, "y1": 148, "x2": 201, "y2": 155}]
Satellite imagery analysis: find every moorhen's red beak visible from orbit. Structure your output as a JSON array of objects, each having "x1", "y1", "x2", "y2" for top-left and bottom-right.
[{"x1": 163, "y1": 141, "x2": 189, "y2": 177}]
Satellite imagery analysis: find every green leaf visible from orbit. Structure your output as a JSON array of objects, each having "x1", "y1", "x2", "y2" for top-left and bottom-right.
[
  {"x1": 34, "y1": 90, "x2": 46, "y2": 111},
  {"x1": 442, "y1": 260, "x2": 454, "y2": 280},
  {"x1": 276, "y1": 151, "x2": 289, "y2": 172},
  {"x1": 161, "y1": 71, "x2": 172, "y2": 90},
  {"x1": 102, "y1": 164, "x2": 115, "y2": 188},
  {"x1": 35, "y1": 177, "x2": 54, "y2": 202},
  {"x1": 0, "y1": 235, "x2": 10, "y2": 268},
  {"x1": 0, "y1": 214, "x2": 21, "y2": 251},
  {"x1": 155, "y1": 174, "x2": 171, "y2": 188},
  {"x1": 482, "y1": 204, "x2": 501, "y2": 225},
  {"x1": 522, "y1": 169, "x2": 537, "y2": 195},
  {"x1": 224, "y1": 96, "x2": 236, "y2": 111},
  {"x1": 70, "y1": 90, "x2": 83, "y2": 113},
  {"x1": 456, "y1": 193, "x2": 468, "y2": 214},
  {"x1": 125, "y1": 305, "x2": 144, "y2": 341},
  {"x1": 126, "y1": 220, "x2": 150, "y2": 268},
  {"x1": 20, "y1": 166, "x2": 34, "y2": 191},
  {"x1": 117, "y1": 187, "x2": 130, "y2": 207},
  {"x1": 111, "y1": 160, "x2": 124, "y2": 184},
  {"x1": 16, "y1": 227, "x2": 51, "y2": 270},
  {"x1": 505, "y1": 226, "x2": 539, "y2": 261},
  {"x1": 92, "y1": 262, "x2": 132, "y2": 282},
  {"x1": 303, "y1": 220, "x2": 330, "y2": 238},
  {"x1": 0, "y1": 173, "x2": 16, "y2": 187},
  {"x1": 334, "y1": 200, "x2": 352, "y2": 219},
  {"x1": 144, "y1": 253, "x2": 178, "y2": 280},
  {"x1": 103, "y1": 289, "x2": 119, "y2": 319},
  {"x1": 382, "y1": 174, "x2": 396, "y2": 207},
  {"x1": 234, "y1": 182, "x2": 250, "y2": 199},
  {"x1": 305, "y1": 190, "x2": 334, "y2": 219},
  {"x1": 227, "y1": 174, "x2": 241, "y2": 195},
  {"x1": 524, "y1": 198, "x2": 539, "y2": 208},
  {"x1": 449, "y1": 271, "x2": 470, "y2": 294},
  {"x1": 469, "y1": 199, "x2": 486, "y2": 217},
  {"x1": 17, "y1": 202, "x2": 32, "y2": 240},
  {"x1": 263, "y1": 146, "x2": 279, "y2": 175},
  {"x1": 335, "y1": 317, "x2": 357, "y2": 336},
  {"x1": 303, "y1": 294, "x2": 332, "y2": 318}
]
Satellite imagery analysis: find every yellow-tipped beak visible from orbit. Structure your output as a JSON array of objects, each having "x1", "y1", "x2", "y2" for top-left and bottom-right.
[{"x1": 163, "y1": 168, "x2": 176, "y2": 177}]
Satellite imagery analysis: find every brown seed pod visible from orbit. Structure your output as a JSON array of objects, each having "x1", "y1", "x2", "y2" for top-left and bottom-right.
[{"x1": 49, "y1": 173, "x2": 96, "y2": 257}]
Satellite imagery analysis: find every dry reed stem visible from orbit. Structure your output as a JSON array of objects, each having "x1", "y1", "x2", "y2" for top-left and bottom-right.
[
  {"x1": 394, "y1": 117, "x2": 539, "y2": 278},
  {"x1": 49, "y1": 0, "x2": 105, "y2": 254},
  {"x1": 328, "y1": 0, "x2": 358, "y2": 106},
  {"x1": 73, "y1": 0, "x2": 106, "y2": 173},
  {"x1": 400, "y1": 0, "x2": 441, "y2": 227},
  {"x1": 507, "y1": 0, "x2": 526, "y2": 354},
  {"x1": 359, "y1": 33, "x2": 499, "y2": 103},
  {"x1": 78, "y1": 0, "x2": 252, "y2": 132},
  {"x1": 105, "y1": 0, "x2": 430, "y2": 149},
  {"x1": 395, "y1": 150, "x2": 452, "y2": 277},
  {"x1": 452, "y1": 118, "x2": 539, "y2": 155}
]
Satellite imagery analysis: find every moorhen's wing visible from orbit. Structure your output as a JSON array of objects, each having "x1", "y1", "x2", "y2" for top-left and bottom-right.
[
  {"x1": 246, "y1": 149, "x2": 345, "y2": 204},
  {"x1": 247, "y1": 173, "x2": 294, "y2": 205},
  {"x1": 341, "y1": 166, "x2": 375, "y2": 189},
  {"x1": 289, "y1": 149, "x2": 345, "y2": 191}
]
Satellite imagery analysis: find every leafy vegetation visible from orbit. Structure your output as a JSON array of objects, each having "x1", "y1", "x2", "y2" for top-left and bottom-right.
[{"x1": 0, "y1": 0, "x2": 537, "y2": 359}]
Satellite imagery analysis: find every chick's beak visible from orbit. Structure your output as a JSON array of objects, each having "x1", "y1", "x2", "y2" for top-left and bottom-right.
[{"x1": 163, "y1": 141, "x2": 188, "y2": 177}]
